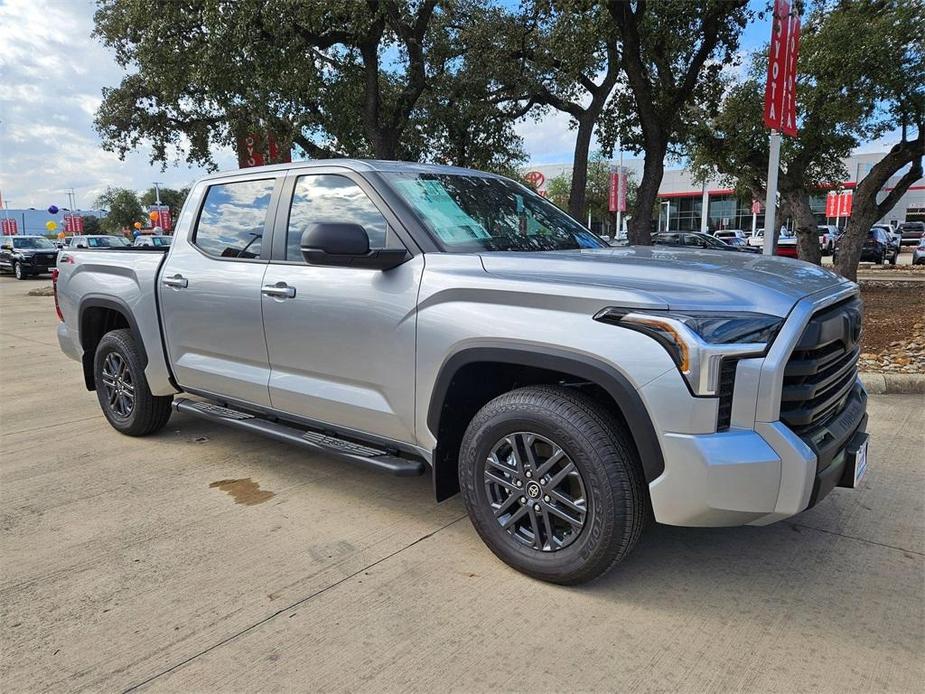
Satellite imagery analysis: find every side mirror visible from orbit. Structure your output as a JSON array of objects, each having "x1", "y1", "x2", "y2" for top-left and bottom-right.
[{"x1": 300, "y1": 222, "x2": 408, "y2": 270}]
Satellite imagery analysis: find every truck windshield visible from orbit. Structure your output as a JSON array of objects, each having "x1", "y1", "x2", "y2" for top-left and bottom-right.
[
  {"x1": 384, "y1": 173, "x2": 606, "y2": 252},
  {"x1": 12, "y1": 237, "x2": 55, "y2": 249}
]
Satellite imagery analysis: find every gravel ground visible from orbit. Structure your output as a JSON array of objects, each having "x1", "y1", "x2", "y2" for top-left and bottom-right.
[{"x1": 859, "y1": 281, "x2": 925, "y2": 374}]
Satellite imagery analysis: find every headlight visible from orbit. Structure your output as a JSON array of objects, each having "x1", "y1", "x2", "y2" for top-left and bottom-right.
[{"x1": 594, "y1": 308, "x2": 783, "y2": 396}]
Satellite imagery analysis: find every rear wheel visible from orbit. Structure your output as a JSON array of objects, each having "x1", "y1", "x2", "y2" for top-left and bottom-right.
[
  {"x1": 94, "y1": 329, "x2": 172, "y2": 436},
  {"x1": 458, "y1": 385, "x2": 647, "y2": 585}
]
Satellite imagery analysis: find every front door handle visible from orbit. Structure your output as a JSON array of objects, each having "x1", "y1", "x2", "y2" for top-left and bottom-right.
[
  {"x1": 261, "y1": 282, "x2": 296, "y2": 299},
  {"x1": 162, "y1": 274, "x2": 188, "y2": 288}
]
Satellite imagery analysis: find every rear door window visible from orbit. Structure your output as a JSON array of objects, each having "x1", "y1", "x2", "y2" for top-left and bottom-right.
[{"x1": 194, "y1": 179, "x2": 275, "y2": 259}]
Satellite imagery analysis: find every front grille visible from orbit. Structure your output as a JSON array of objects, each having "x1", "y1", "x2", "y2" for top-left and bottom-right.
[
  {"x1": 716, "y1": 358, "x2": 738, "y2": 431},
  {"x1": 780, "y1": 296, "x2": 862, "y2": 435}
]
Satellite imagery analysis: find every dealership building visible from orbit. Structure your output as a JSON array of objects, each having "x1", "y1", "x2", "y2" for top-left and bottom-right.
[{"x1": 524, "y1": 151, "x2": 925, "y2": 235}]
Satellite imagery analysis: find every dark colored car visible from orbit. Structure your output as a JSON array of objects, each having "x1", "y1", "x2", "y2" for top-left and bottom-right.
[
  {"x1": 834, "y1": 227, "x2": 898, "y2": 265},
  {"x1": 653, "y1": 231, "x2": 760, "y2": 253},
  {"x1": 0, "y1": 235, "x2": 59, "y2": 279},
  {"x1": 897, "y1": 221, "x2": 925, "y2": 246}
]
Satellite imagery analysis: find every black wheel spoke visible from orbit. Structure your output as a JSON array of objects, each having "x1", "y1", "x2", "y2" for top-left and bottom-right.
[
  {"x1": 544, "y1": 501, "x2": 583, "y2": 529},
  {"x1": 493, "y1": 492, "x2": 520, "y2": 517},
  {"x1": 485, "y1": 469, "x2": 518, "y2": 493},
  {"x1": 484, "y1": 431, "x2": 587, "y2": 552},
  {"x1": 500, "y1": 504, "x2": 528, "y2": 530},
  {"x1": 548, "y1": 488, "x2": 586, "y2": 515}
]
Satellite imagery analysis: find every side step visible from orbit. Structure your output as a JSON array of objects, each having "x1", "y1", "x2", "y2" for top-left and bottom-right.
[{"x1": 173, "y1": 398, "x2": 426, "y2": 477}]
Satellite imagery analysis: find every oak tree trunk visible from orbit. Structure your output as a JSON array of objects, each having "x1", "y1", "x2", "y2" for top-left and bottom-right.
[
  {"x1": 627, "y1": 134, "x2": 667, "y2": 245},
  {"x1": 782, "y1": 189, "x2": 822, "y2": 265},
  {"x1": 568, "y1": 115, "x2": 596, "y2": 221}
]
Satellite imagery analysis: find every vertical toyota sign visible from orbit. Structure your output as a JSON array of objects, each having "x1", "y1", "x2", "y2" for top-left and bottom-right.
[{"x1": 763, "y1": 0, "x2": 800, "y2": 136}]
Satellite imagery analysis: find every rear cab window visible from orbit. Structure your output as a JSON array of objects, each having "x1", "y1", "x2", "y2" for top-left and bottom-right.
[{"x1": 193, "y1": 179, "x2": 276, "y2": 259}]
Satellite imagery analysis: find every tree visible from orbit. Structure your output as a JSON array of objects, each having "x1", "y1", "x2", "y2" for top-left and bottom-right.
[
  {"x1": 93, "y1": 0, "x2": 526, "y2": 173},
  {"x1": 602, "y1": 0, "x2": 751, "y2": 244},
  {"x1": 826, "y1": 0, "x2": 924, "y2": 280},
  {"x1": 139, "y1": 187, "x2": 190, "y2": 214},
  {"x1": 95, "y1": 187, "x2": 143, "y2": 235},
  {"x1": 81, "y1": 215, "x2": 101, "y2": 235},
  {"x1": 473, "y1": 1, "x2": 621, "y2": 220},
  {"x1": 686, "y1": 0, "x2": 924, "y2": 278},
  {"x1": 545, "y1": 153, "x2": 637, "y2": 230}
]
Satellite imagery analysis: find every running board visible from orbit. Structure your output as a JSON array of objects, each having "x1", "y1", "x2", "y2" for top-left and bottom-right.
[{"x1": 173, "y1": 398, "x2": 426, "y2": 477}]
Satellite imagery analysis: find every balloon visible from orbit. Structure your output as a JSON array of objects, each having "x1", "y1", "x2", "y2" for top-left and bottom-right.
[
  {"x1": 132, "y1": 230, "x2": 140, "y2": 238},
  {"x1": 57, "y1": 232, "x2": 66, "y2": 239},
  {"x1": 46, "y1": 221, "x2": 58, "y2": 231},
  {"x1": 152, "y1": 226, "x2": 163, "y2": 234},
  {"x1": 149, "y1": 210, "x2": 160, "y2": 222},
  {"x1": 47, "y1": 205, "x2": 59, "y2": 215},
  {"x1": 133, "y1": 222, "x2": 142, "y2": 229}
]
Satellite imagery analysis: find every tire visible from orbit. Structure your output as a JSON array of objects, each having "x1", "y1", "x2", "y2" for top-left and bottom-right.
[
  {"x1": 93, "y1": 329, "x2": 172, "y2": 436},
  {"x1": 13, "y1": 262, "x2": 25, "y2": 280},
  {"x1": 890, "y1": 252, "x2": 897, "y2": 265},
  {"x1": 458, "y1": 385, "x2": 647, "y2": 585}
]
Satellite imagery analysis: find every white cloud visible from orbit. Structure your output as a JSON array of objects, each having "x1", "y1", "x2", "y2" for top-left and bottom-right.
[{"x1": 0, "y1": 0, "x2": 230, "y2": 210}]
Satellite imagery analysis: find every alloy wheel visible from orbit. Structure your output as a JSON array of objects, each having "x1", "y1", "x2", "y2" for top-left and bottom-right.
[
  {"x1": 484, "y1": 432, "x2": 588, "y2": 551},
  {"x1": 101, "y1": 352, "x2": 135, "y2": 418}
]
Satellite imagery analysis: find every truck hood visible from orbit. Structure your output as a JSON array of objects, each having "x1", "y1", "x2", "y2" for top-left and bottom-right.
[{"x1": 479, "y1": 247, "x2": 851, "y2": 317}]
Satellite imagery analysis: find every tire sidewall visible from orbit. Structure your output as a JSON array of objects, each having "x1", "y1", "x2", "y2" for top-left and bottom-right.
[
  {"x1": 460, "y1": 406, "x2": 621, "y2": 582},
  {"x1": 14, "y1": 262, "x2": 23, "y2": 280}
]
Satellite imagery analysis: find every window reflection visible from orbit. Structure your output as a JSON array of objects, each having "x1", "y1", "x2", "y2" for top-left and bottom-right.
[
  {"x1": 287, "y1": 175, "x2": 388, "y2": 261},
  {"x1": 195, "y1": 179, "x2": 274, "y2": 259}
]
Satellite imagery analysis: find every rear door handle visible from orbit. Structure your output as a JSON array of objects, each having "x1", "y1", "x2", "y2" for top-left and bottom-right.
[
  {"x1": 261, "y1": 282, "x2": 296, "y2": 299},
  {"x1": 162, "y1": 274, "x2": 188, "y2": 288}
]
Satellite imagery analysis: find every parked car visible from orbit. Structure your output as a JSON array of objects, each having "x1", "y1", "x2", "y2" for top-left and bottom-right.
[
  {"x1": 872, "y1": 224, "x2": 901, "y2": 249},
  {"x1": 0, "y1": 235, "x2": 59, "y2": 279},
  {"x1": 747, "y1": 228, "x2": 765, "y2": 248},
  {"x1": 54, "y1": 160, "x2": 869, "y2": 584},
  {"x1": 818, "y1": 225, "x2": 840, "y2": 255},
  {"x1": 897, "y1": 221, "x2": 925, "y2": 246},
  {"x1": 133, "y1": 235, "x2": 173, "y2": 248},
  {"x1": 912, "y1": 237, "x2": 925, "y2": 265},
  {"x1": 653, "y1": 231, "x2": 760, "y2": 253},
  {"x1": 67, "y1": 235, "x2": 132, "y2": 249},
  {"x1": 712, "y1": 229, "x2": 748, "y2": 243},
  {"x1": 833, "y1": 227, "x2": 898, "y2": 265},
  {"x1": 775, "y1": 230, "x2": 798, "y2": 258}
]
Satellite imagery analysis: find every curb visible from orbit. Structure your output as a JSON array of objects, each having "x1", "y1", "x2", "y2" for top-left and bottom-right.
[{"x1": 859, "y1": 372, "x2": 925, "y2": 395}]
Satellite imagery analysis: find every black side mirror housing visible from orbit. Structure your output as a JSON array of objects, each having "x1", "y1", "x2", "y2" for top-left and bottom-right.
[{"x1": 300, "y1": 222, "x2": 408, "y2": 270}]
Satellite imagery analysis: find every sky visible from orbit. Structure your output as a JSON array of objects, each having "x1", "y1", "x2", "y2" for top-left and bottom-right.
[{"x1": 0, "y1": 0, "x2": 892, "y2": 213}]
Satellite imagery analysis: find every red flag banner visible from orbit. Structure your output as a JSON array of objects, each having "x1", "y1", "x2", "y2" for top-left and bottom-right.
[
  {"x1": 237, "y1": 132, "x2": 292, "y2": 169},
  {"x1": 1, "y1": 218, "x2": 18, "y2": 235},
  {"x1": 825, "y1": 192, "x2": 837, "y2": 218},
  {"x1": 609, "y1": 168, "x2": 628, "y2": 213},
  {"x1": 763, "y1": 0, "x2": 800, "y2": 137},
  {"x1": 64, "y1": 214, "x2": 84, "y2": 233}
]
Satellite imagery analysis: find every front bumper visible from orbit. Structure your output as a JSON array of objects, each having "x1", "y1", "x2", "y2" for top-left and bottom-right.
[{"x1": 644, "y1": 284, "x2": 866, "y2": 527}]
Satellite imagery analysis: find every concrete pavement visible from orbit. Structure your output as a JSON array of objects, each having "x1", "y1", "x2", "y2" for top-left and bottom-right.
[{"x1": 1, "y1": 275, "x2": 923, "y2": 693}]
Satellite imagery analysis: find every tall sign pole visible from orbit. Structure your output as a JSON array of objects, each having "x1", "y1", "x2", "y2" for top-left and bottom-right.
[{"x1": 762, "y1": 0, "x2": 800, "y2": 255}]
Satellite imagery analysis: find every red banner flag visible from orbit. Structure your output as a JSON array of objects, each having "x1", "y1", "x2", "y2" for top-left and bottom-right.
[
  {"x1": 763, "y1": 0, "x2": 800, "y2": 137},
  {"x1": 609, "y1": 168, "x2": 627, "y2": 213},
  {"x1": 64, "y1": 214, "x2": 84, "y2": 233},
  {"x1": 1, "y1": 218, "x2": 17, "y2": 235},
  {"x1": 237, "y1": 132, "x2": 292, "y2": 169}
]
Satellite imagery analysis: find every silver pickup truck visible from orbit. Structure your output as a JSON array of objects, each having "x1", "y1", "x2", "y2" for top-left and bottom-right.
[{"x1": 54, "y1": 160, "x2": 869, "y2": 584}]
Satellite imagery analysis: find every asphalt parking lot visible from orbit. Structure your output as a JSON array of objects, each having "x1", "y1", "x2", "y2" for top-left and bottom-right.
[{"x1": 1, "y1": 275, "x2": 923, "y2": 693}]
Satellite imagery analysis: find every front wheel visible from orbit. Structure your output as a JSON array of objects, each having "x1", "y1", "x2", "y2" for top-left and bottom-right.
[
  {"x1": 94, "y1": 329, "x2": 173, "y2": 436},
  {"x1": 458, "y1": 385, "x2": 647, "y2": 585},
  {"x1": 13, "y1": 262, "x2": 25, "y2": 280}
]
